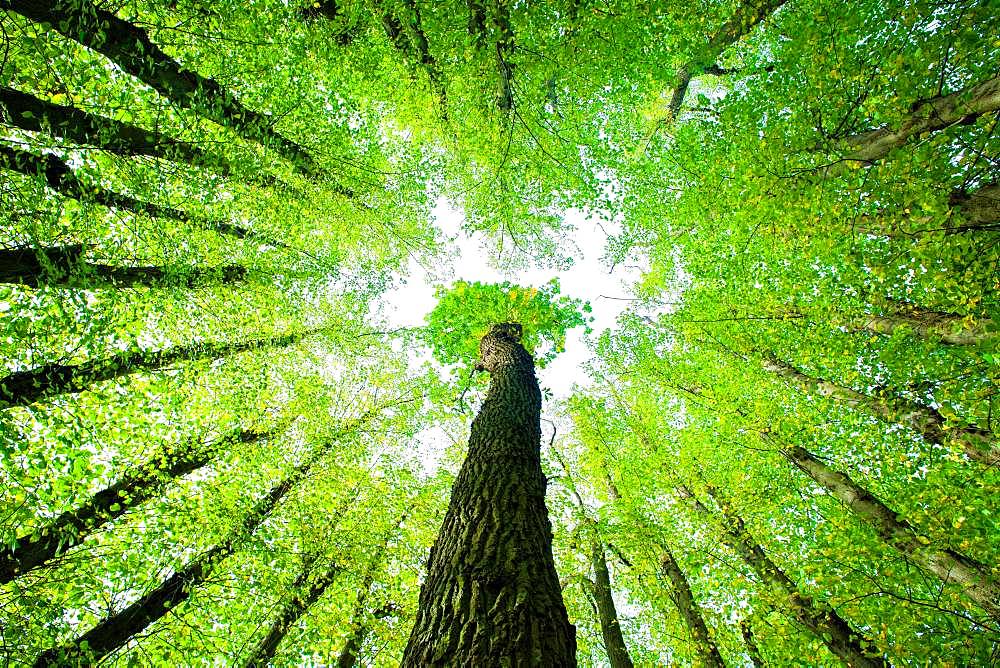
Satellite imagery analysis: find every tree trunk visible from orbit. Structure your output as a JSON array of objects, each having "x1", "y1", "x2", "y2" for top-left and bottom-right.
[
  {"x1": 739, "y1": 620, "x2": 765, "y2": 668},
  {"x1": 761, "y1": 354, "x2": 999, "y2": 467},
  {"x1": 843, "y1": 302, "x2": 997, "y2": 347},
  {"x1": 678, "y1": 484, "x2": 885, "y2": 667},
  {"x1": 0, "y1": 328, "x2": 318, "y2": 409},
  {"x1": 0, "y1": 86, "x2": 237, "y2": 175},
  {"x1": 590, "y1": 538, "x2": 635, "y2": 668},
  {"x1": 2, "y1": 0, "x2": 321, "y2": 178},
  {"x1": 31, "y1": 433, "x2": 335, "y2": 666},
  {"x1": 0, "y1": 426, "x2": 271, "y2": 584},
  {"x1": 400, "y1": 323, "x2": 576, "y2": 666},
  {"x1": 666, "y1": 0, "x2": 786, "y2": 119},
  {"x1": 658, "y1": 547, "x2": 726, "y2": 668},
  {"x1": 0, "y1": 244, "x2": 248, "y2": 288},
  {"x1": 949, "y1": 182, "x2": 1000, "y2": 231},
  {"x1": 0, "y1": 143, "x2": 254, "y2": 240},
  {"x1": 826, "y1": 74, "x2": 1000, "y2": 177},
  {"x1": 244, "y1": 558, "x2": 344, "y2": 667},
  {"x1": 783, "y1": 444, "x2": 1000, "y2": 621}
]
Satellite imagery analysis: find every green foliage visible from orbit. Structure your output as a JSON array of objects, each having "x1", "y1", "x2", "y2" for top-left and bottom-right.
[{"x1": 422, "y1": 279, "x2": 591, "y2": 369}]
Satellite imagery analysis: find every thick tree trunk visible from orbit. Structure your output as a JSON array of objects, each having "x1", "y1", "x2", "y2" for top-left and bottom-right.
[
  {"x1": 0, "y1": 328, "x2": 317, "y2": 409},
  {"x1": 826, "y1": 74, "x2": 1000, "y2": 177},
  {"x1": 762, "y1": 354, "x2": 999, "y2": 467},
  {"x1": 2, "y1": 0, "x2": 321, "y2": 177},
  {"x1": 658, "y1": 547, "x2": 726, "y2": 668},
  {"x1": 949, "y1": 182, "x2": 1000, "y2": 231},
  {"x1": 678, "y1": 484, "x2": 885, "y2": 667},
  {"x1": 0, "y1": 143, "x2": 254, "y2": 240},
  {"x1": 0, "y1": 244, "x2": 247, "y2": 288},
  {"x1": 32, "y1": 435, "x2": 334, "y2": 666},
  {"x1": 590, "y1": 539, "x2": 634, "y2": 668},
  {"x1": 844, "y1": 302, "x2": 997, "y2": 346},
  {"x1": 783, "y1": 444, "x2": 1000, "y2": 621},
  {"x1": 401, "y1": 323, "x2": 575, "y2": 666},
  {"x1": 0, "y1": 427, "x2": 269, "y2": 584},
  {"x1": 244, "y1": 558, "x2": 344, "y2": 667},
  {"x1": 666, "y1": 0, "x2": 786, "y2": 119}
]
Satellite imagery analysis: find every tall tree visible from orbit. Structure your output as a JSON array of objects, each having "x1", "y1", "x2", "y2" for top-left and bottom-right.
[
  {"x1": 0, "y1": 425, "x2": 277, "y2": 584},
  {"x1": 401, "y1": 323, "x2": 576, "y2": 666},
  {"x1": 0, "y1": 327, "x2": 323, "y2": 409},
  {"x1": 1, "y1": 0, "x2": 321, "y2": 177}
]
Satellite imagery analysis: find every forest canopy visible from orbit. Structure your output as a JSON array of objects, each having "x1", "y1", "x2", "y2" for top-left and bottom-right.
[{"x1": 1, "y1": 0, "x2": 998, "y2": 665}]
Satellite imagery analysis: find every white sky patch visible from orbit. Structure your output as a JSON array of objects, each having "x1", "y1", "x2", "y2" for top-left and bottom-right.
[
  {"x1": 374, "y1": 197, "x2": 642, "y2": 475},
  {"x1": 378, "y1": 196, "x2": 640, "y2": 398}
]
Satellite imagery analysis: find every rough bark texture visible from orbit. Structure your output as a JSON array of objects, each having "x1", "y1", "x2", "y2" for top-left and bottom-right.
[
  {"x1": 658, "y1": 548, "x2": 726, "y2": 668},
  {"x1": 784, "y1": 445, "x2": 1000, "y2": 621},
  {"x1": 827, "y1": 74, "x2": 1000, "y2": 177},
  {"x1": 679, "y1": 484, "x2": 885, "y2": 667},
  {"x1": 0, "y1": 329, "x2": 313, "y2": 408},
  {"x1": 762, "y1": 354, "x2": 999, "y2": 467},
  {"x1": 0, "y1": 427, "x2": 268, "y2": 584},
  {"x1": 2, "y1": 0, "x2": 320, "y2": 176},
  {"x1": 0, "y1": 244, "x2": 247, "y2": 288},
  {"x1": 590, "y1": 539, "x2": 634, "y2": 668},
  {"x1": 32, "y1": 438, "x2": 331, "y2": 666},
  {"x1": 244, "y1": 559, "x2": 344, "y2": 667},
  {"x1": 401, "y1": 323, "x2": 576, "y2": 666}
]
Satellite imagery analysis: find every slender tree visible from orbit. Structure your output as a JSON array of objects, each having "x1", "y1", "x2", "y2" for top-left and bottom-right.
[
  {"x1": 761, "y1": 353, "x2": 999, "y2": 467},
  {"x1": 676, "y1": 483, "x2": 886, "y2": 667},
  {"x1": 31, "y1": 419, "x2": 364, "y2": 666},
  {"x1": 0, "y1": 327, "x2": 322, "y2": 409},
  {"x1": 666, "y1": 0, "x2": 787, "y2": 120},
  {"x1": 0, "y1": 87, "x2": 235, "y2": 175},
  {"x1": 658, "y1": 545, "x2": 727, "y2": 668},
  {"x1": 401, "y1": 323, "x2": 576, "y2": 666},
  {"x1": 0, "y1": 143, "x2": 255, "y2": 240},
  {"x1": 0, "y1": 244, "x2": 248, "y2": 289},
  {"x1": 1, "y1": 0, "x2": 320, "y2": 177},
  {"x1": 0, "y1": 426, "x2": 275, "y2": 584},
  {"x1": 780, "y1": 441, "x2": 1000, "y2": 621}
]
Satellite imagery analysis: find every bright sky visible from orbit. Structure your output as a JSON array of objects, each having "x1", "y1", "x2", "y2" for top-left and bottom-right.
[{"x1": 379, "y1": 196, "x2": 641, "y2": 399}]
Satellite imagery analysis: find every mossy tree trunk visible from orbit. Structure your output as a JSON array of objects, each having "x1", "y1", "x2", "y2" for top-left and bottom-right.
[{"x1": 401, "y1": 323, "x2": 576, "y2": 666}]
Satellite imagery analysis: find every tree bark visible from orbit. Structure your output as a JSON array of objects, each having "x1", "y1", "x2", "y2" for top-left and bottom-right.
[
  {"x1": 666, "y1": 0, "x2": 786, "y2": 119},
  {"x1": 843, "y1": 302, "x2": 997, "y2": 347},
  {"x1": 590, "y1": 538, "x2": 635, "y2": 668},
  {"x1": 0, "y1": 86, "x2": 238, "y2": 176},
  {"x1": 244, "y1": 558, "x2": 344, "y2": 667},
  {"x1": 949, "y1": 182, "x2": 1000, "y2": 231},
  {"x1": 0, "y1": 426, "x2": 270, "y2": 584},
  {"x1": 825, "y1": 74, "x2": 1000, "y2": 177},
  {"x1": 783, "y1": 444, "x2": 1000, "y2": 621},
  {"x1": 762, "y1": 354, "x2": 999, "y2": 467},
  {"x1": 31, "y1": 432, "x2": 336, "y2": 666},
  {"x1": 739, "y1": 620, "x2": 765, "y2": 668},
  {"x1": 0, "y1": 328, "x2": 318, "y2": 409},
  {"x1": 2, "y1": 0, "x2": 321, "y2": 177},
  {"x1": 400, "y1": 323, "x2": 576, "y2": 666},
  {"x1": 658, "y1": 547, "x2": 726, "y2": 668},
  {"x1": 0, "y1": 143, "x2": 254, "y2": 240},
  {"x1": 678, "y1": 484, "x2": 885, "y2": 667},
  {"x1": 0, "y1": 244, "x2": 248, "y2": 288}
]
